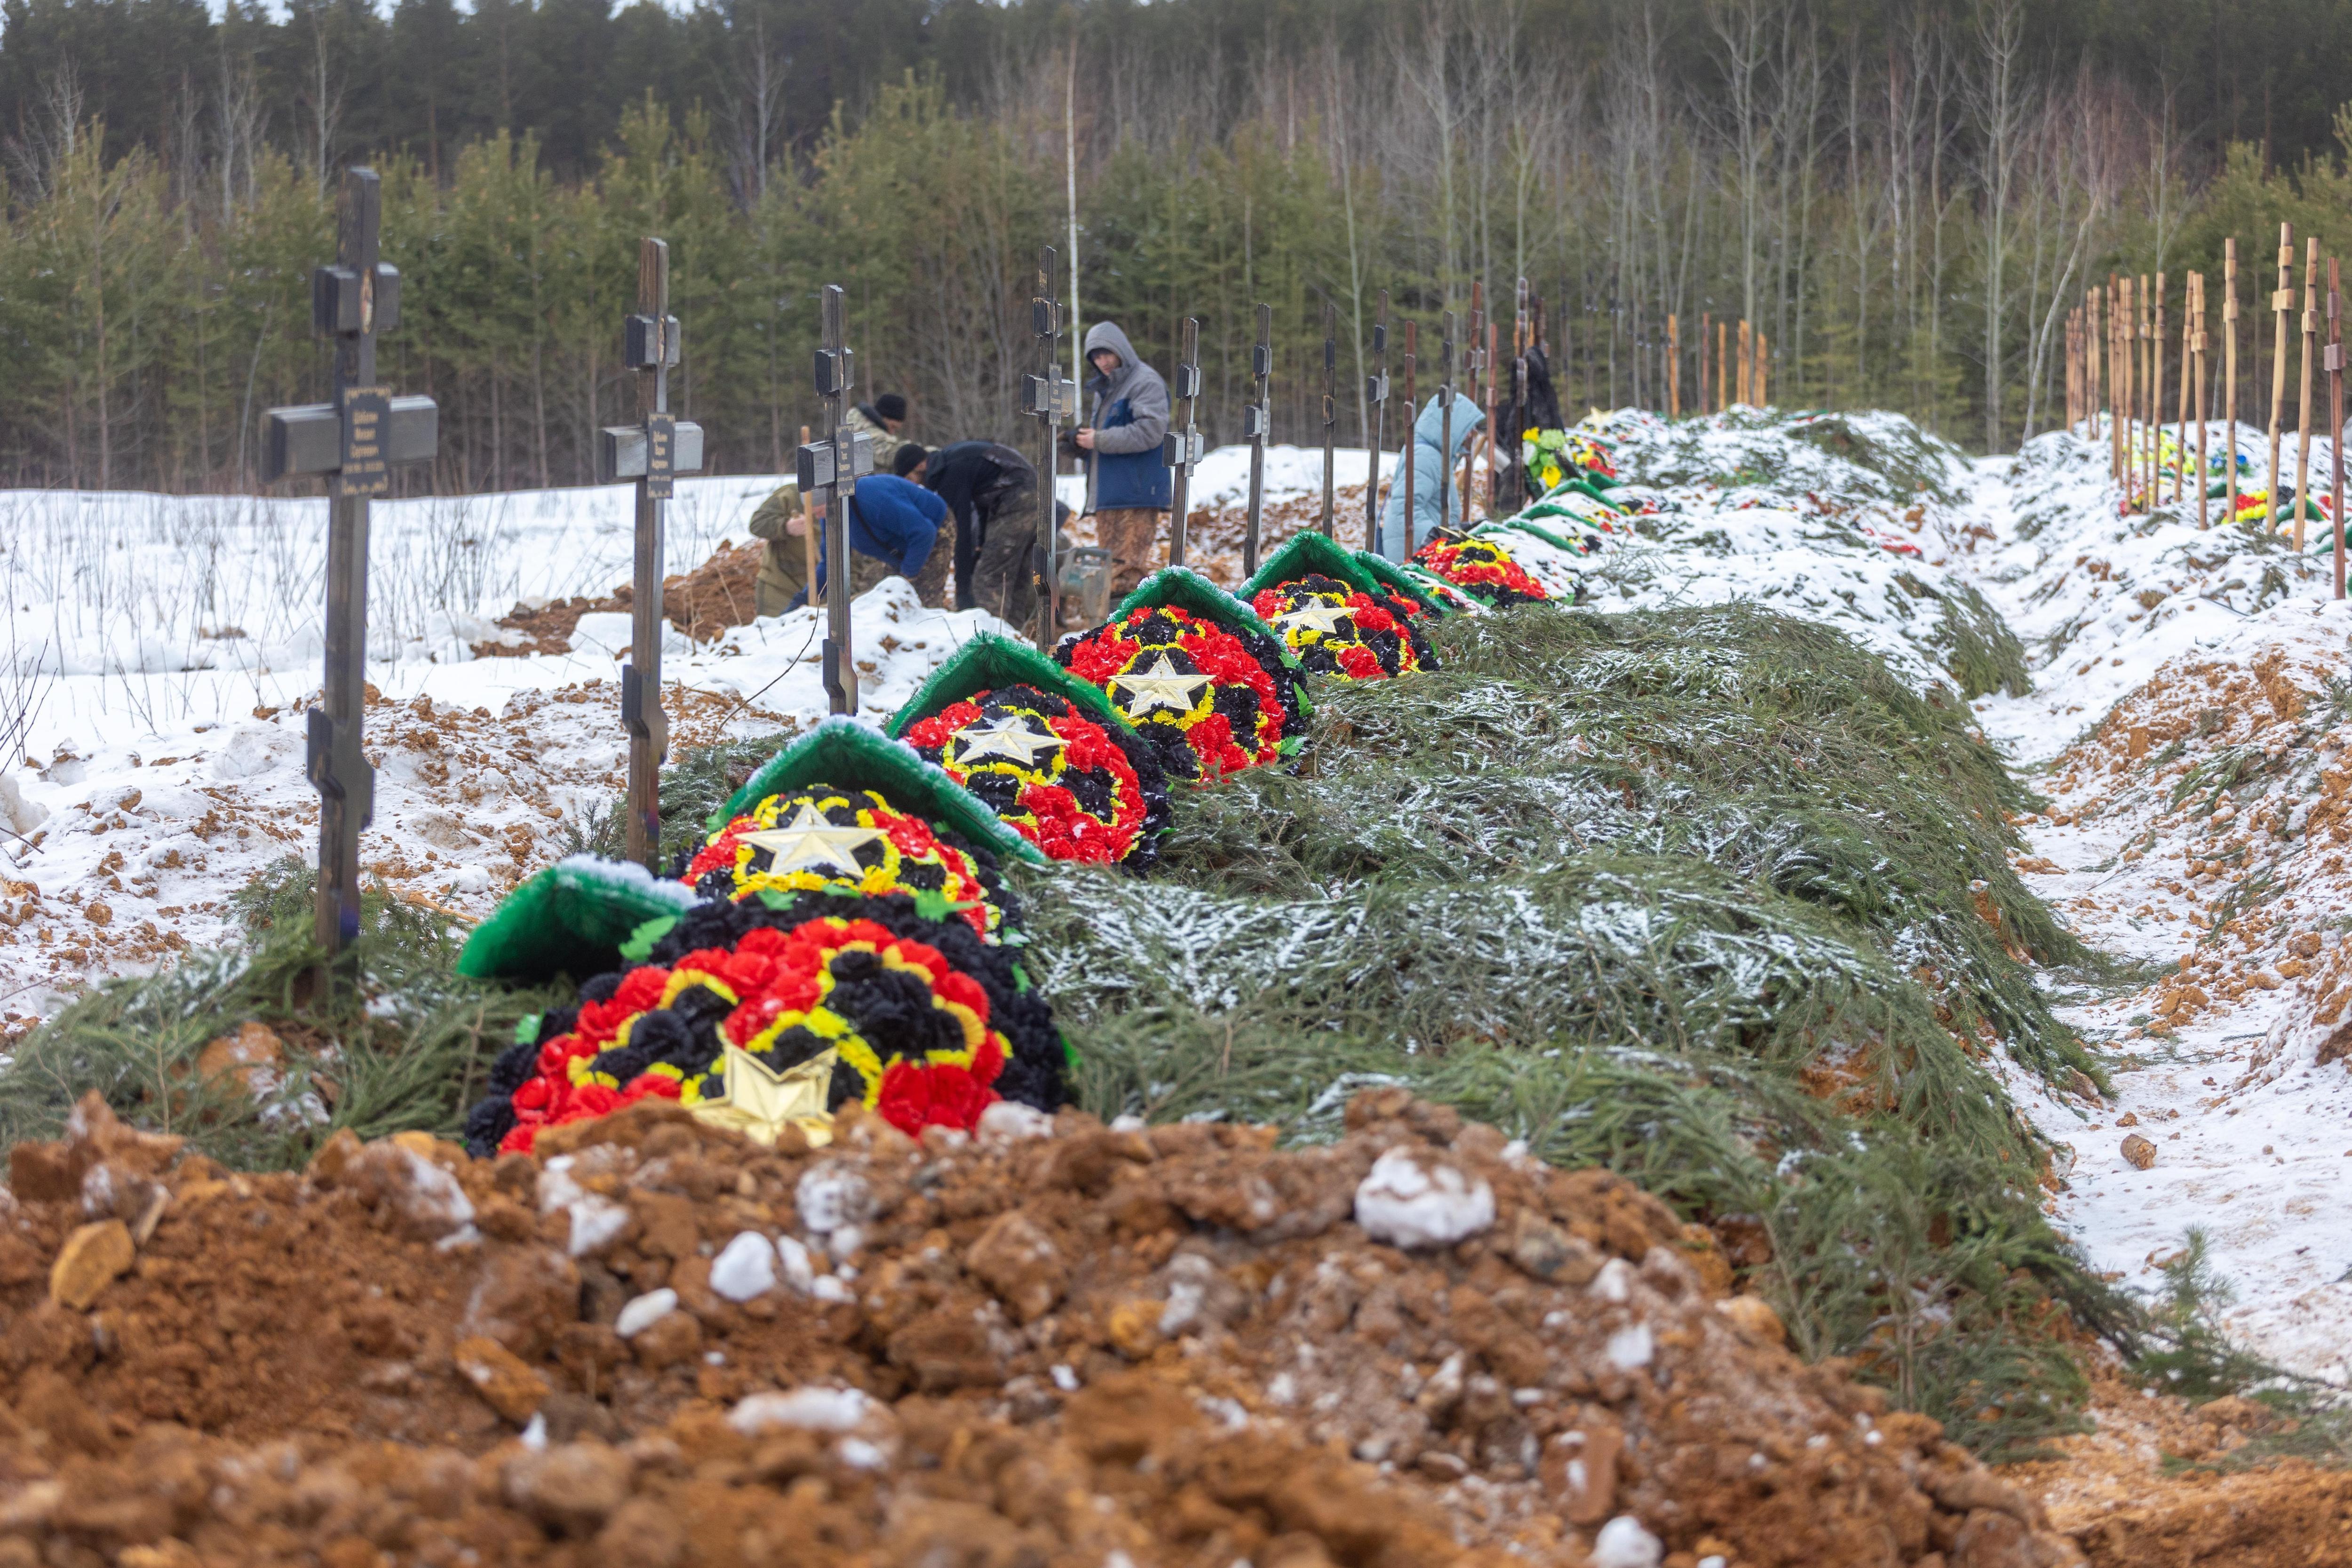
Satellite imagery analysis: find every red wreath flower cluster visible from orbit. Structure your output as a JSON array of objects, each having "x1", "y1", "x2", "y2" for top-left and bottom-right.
[
  {"x1": 1058, "y1": 605, "x2": 1297, "y2": 781},
  {"x1": 903, "y1": 688, "x2": 1157, "y2": 863},
  {"x1": 1412, "y1": 534, "x2": 1550, "y2": 606},
  {"x1": 1249, "y1": 574, "x2": 1430, "y2": 681},
  {"x1": 494, "y1": 913, "x2": 1009, "y2": 1154},
  {"x1": 680, "y1": 786, "x2": 1008, "y2": 940}
]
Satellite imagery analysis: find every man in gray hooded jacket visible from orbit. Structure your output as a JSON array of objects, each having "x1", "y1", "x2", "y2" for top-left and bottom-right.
[
  {"x1": 1378, "y1": 390, "x2": 1485, "y2": 562},
  {"x1": 1073, "y1": 321, "x2": 1171, "y2": 599}
]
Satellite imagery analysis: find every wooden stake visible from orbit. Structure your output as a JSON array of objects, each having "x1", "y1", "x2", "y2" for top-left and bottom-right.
[
  {"x1": 2193, "y1": 274, "x2": 2210, "y2": 530},
  {"x1": 2331, "y1": 255, "x2": 2345, "y2": 597},
  {"x1": 1737, "y1": 320, "x2": 1750, "y2": 406},
  {"x1": 1482, "y1": 318, "x2": 1500, "y2": 514},
  {"x1": 2270, "y1": 222, "x2": 2294, "y2": 512},
  {"x1": 2138, "y1": 273, "x2": 2152, "y2": 509},
  {"x1": 2174, "y1": 278, "x2": 2191, "y2": 504},
  {"x1": 2225, "y1": 240, "x2": 2241, "y2": 523},
  {"x1": 1668, "y1": 313, "x2": 1681, "y2": 418},
  {"x1": 1699, "y1": 311, "x2": 1711, "y2": 415},
  {"x1": 1717, "y1": 318, "x2": 1729, "y2": 413},
  {"x1": 2152, "y1": 272, "x2": 2166, "y2": 508},
  {"x1": 2295, "y1": 235, "x2": 2319, "y2": 548}
]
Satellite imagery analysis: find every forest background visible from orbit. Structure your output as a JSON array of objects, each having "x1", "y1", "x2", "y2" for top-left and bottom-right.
[{"x1": 5, "y1": 0, "x2": 2352, "y2": 495}]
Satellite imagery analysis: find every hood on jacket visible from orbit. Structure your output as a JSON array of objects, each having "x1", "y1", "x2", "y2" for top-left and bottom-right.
[
  {"x1": 1084, "y1": 321, "x2": 1151, "y2": 404},
  {"x1": 1411, "y1": 390, "x2": 1485, "y2": 458}
]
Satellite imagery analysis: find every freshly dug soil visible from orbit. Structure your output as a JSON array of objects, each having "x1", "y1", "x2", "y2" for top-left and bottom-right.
[
  {"x1": 484, "y1": 540, "x2": 767, "y2": 655},
  {"x1": 2003, "y1": 1377, "x2": 2352, "y2": 1568},
  {"x1": 0, "y1": 1090, "x2": 2082, "y2": 1567}
]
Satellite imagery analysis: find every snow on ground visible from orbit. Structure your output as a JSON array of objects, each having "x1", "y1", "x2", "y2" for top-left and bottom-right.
[
  {"x1": 0, "y1": 475, "x2": 1026, "y2": 1027},
  {"x1": 1949, "y1": 426, "x2": 2352, "y2": 1387}
]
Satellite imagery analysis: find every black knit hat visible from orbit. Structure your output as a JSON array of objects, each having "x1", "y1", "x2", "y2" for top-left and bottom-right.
[
  {"x1": 874, "y1": 392, "x2": 908, "y2": 422},
  {"x1": 892, "y1": 443, "x2": 929, "y2": 477}
]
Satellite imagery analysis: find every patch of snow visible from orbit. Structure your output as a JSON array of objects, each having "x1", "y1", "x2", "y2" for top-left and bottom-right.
[
  {"x1": 1591, "y1": 1515, "x2": 1664, "y2": 1568},
  {"x1": 614, "y1": 1288, "x2": 677, "y2": 1339},
  {"x1": 727, "y1": 1385, "x2": 874, "y2": 1434},
  {"x1": 709, "y1": 1231, "x2": 779, "y2": 1301},
  {"x1": 1352, "y1": 1147, "x2": 1495, "y2": 1249}
]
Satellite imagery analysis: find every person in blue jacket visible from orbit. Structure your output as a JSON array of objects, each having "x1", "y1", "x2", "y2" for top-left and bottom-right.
[
  {"x1": 806, "y1": 469, "x2": 949, "y2": 605},
  {"x1": 1073, "y1": 321, "x2": 1171, "y2": 599},
  {"x1": 1377, "y1": 390, "x2": 1485, "y2": 562}
]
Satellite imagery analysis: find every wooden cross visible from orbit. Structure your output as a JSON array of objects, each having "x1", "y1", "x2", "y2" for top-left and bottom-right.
[
  {"x1": 2270, "y1": 225, "x2": 2294, "y2": 510},
  {"x1": 1318, "y1": 301, "x2": 1338, "y2": 538},
  {"x1": 1461, "y1": 283, "x2": 1485, "y2": 524},
  {"x1": 1509, "y1": 278, "x2": 1531, "y2": 513},
  {"x1": 1437, "y1": 311, "x2": 1457, "y2": 539},
  {"x1": 1164, "y1": 315, "x2": 1204, "y2": 567},
  {"x1": 802, "y1": 284, "x2": 873, "y2": 706},
  {"x1": 1398, "y1": 320, "x2": 1419, "y2": 557},
  {"x1": 1479, "y1": 320, "x2": 1499, "y2": 516},
  {"x1": 1241, "y1": 301, "x2": 1273, "y2": 580},
  {"x1": 2295, "y1": 237, "x2": 2320, "y2": 549},
  {"x1": 598, "y1": 238, "x2": 707, "y2": 866},
  {"x1": 1020, "y1": 248, "x2": 1075, "y2": 649},
  {"x1": 1364, "y1": 291, "x2": 1391, "y2": 552},
  {"x1": 261, "y1": 167, "x2": 438, "y2": 957}
]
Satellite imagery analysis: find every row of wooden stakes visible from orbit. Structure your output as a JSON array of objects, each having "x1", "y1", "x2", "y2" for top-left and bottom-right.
[
  {"x1": 1665, "y1": 314, "x2": 1772, "y2": 419},
  {"x1": 2063, "y1": 223, "x2": 2350, "y2": 604}
]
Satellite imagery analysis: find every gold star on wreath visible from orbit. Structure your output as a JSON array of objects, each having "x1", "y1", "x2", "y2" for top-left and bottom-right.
[
  {"x1": 689, "y1": 1043, "x2": 840, "y2": 1147},
  {"x1": 950, "y1": 712, "x2": 1066, "y2": 767},
  {"x1": 1109, "y1": 652, "x2": 1213, "y2": 718},
  {"x1": 1272, "y1": 598, "x2": 1356, "y2": 637},
  {"x1": 738, "y1": 802, "x2": 888, "y2": 877}
]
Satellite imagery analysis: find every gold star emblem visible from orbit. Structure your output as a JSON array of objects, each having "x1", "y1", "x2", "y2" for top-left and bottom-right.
[
  {"x1": 738, "y1": 803, "x2": 887, "y2": 877},
  {"x1": 1272, "y1": 598, "x2": 1356, "y2": 637},
  {"x1": 689, "y1": 1043, "x2": 839, "y2": 1147},
  {"x1": 950, "y1": 713, "x2": 1065, "y2": 767},
  {"x1": 1109, "y1": 652, "x2": 1213, "y2": 717}
]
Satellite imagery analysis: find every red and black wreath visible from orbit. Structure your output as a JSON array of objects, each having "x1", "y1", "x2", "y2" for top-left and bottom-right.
[
  {"x1": 1248, "y1": 573, "x2": 1432, "y2": 681},
  {"x1": 1056, "y1": 604, "x2": 1305, "y2": 783},
  {"x1": 675, "y1": 784, "x2": 1015, "y2": 942},
  {"x1": 900, "y1": 683, "x2": 1170, "y2": 867},
  {"x1": 463, "y1": 892, "x2": 1064, "y2": 1157},
  {"x1": 1412, "y1": 532, "x2": 1550, "y2": 607}
]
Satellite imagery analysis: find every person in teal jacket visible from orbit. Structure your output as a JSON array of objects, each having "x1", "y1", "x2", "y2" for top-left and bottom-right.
[{"x1": 1377, "y1": 390, "x2": 1485, "y2": 562}]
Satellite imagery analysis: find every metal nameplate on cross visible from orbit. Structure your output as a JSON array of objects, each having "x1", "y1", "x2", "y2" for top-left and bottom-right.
[
  {"x1": 259, "y1": 167, "x2": 438, "y2": 958},
  {"x1": 597, "y1": 239, "x2": 708, "y2": 864}
]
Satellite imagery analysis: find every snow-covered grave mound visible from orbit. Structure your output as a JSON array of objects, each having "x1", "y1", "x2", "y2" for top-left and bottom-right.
[{"x1": 1565, "y1": 409, "x2": 2024, "y2": 698}]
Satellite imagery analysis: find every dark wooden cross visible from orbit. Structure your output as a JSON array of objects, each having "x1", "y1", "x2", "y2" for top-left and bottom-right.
[
  {"x1": 1437, "y1": 310, "x2": 1457, "y2": 539},
  {"x1": 1164, "y1": 315, "x2": 1204, "y2": 568},
  {"x1": 598, "y1": 238, "x2": 707, "y2": 866},
  {"x1": 799, "y1": 284, "x2": 873, "y2": 711},
  {"x1": 262, "y1": 167, "x2": 437, "y2": 957},
  {"x1": 1365, "y1": 291, "x2": 1390, "y2": 553},
  {"x1": 1021, "y1": 247, "x2": 1075, "y2": 649},
  {"x1": 1242, "y1": 302, "x2": 1273, "y2": 580},
  {"x1": 1318, "y1": 302, "x2": 1338, "y2": 538},
  {"x1": 1399, "y1": 319, "x2": 1418, "y2": 557}
]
